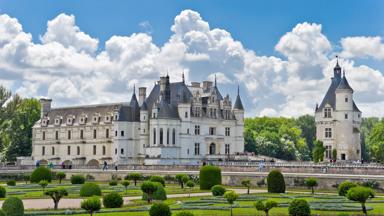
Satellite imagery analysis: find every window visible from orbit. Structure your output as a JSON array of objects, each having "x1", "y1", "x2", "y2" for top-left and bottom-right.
[
  {"x1": 209, "y1": 143, "x2": 216, "y2": 155},
  {"x1": 345, "y1": 113, "x2": 348, "y2": 119},
  {"x1": 55, "y1": 131, "x2": 59, "y2": 140},
  {"x1": 185, "y1": 112, "x2": 188, "y2": 118},
  {"x1": 187, "y1": 128, "x2": 189, "y2": 134},
  {"x1": 325, "y1": 145, "x2": 332, "y2": 159},
  {"x1": 195, "y1": 125, "x2": 200, "y2": 135},
  {"x1": 102, "y1": 146, "x2": 106, "y2": 155},
  {"x1": 345, "y1": 96, "x2": 348, "y2": 102},
  {"x1": 225, "y1": 127, "x2": 231, "y2": 136},
  {"x1": 209, "y1": 127, "x2": 216, "y2": 135},
  {"x1": 325, "y1": 128, "x2": 332, "y2": 138},
  {"x1": 67, "y1": 146, "x2": 71, "y2": 155},
  {"x1": 172, "y1": 128, "x2": 176, "y2": 145},
  {"x1": 68, "y1": 130, "x2": 71, "y2": 140},
  {"x1": 324, "y1": 108, "x2": 332, "y2": 118},
  {"x1": 225, "y1": 144, "x2": 230, "y2": 155},
  {"x1": 194, "y1": 143, "x2": 200, "y2": 155},
  {"x1": 52, "y1": 147, "x2": 55, "y2": 155},
  {"x1": 106, "y1": 129, "x2": 109, "y2": 138},
  {"x1": 187, "y1": 149, "x2": 189, "y2": 155},
  {"x1": 358, "y1": 114, "x2": 361, "y2": 118},
  {"x1": 153, "y1": 128, "x2": 156, "y2": 145},
  {"x1": 93, "y1": 145, "x2": 96, "y2": 155},
  {"x1": 121, "y1": 130, "x2": 124, "y2": 137},
  {"x1": 213, "y1": 109, "x2": 216, "y2": 118},
  {"x1": 341, "y1": 153, "x2": 346, "y2": 160},
  {"x1": 42, "y1": 146, "x2": 45, "y2": 155},
  {"x1": 77, "y1": 146, "x2": 80, "y2": 155},
  {"x1": 80, "y1": 130, "x2": 84, "y2": 139},
  {"x1": 115, "y1": 130, "x2": 118, "y2": 137},
  {"x1": 42, "y1": 131, "x2": 46, "y2": 140},
  {"x1": 167, "y1": 128, "x2": 170, "y2": 145},
  {"x1": 121, "y1": 148, "x2": 124, "y2": 155},
  {"x1": 93, "y1": 129, "x2": 97, "y2": 139},
  {"x1": 160, "y1": 128, "x2": 163, "y2": 145},
  {"x1": 115, "y1": 148, "x2": 117, "y2": 155}
]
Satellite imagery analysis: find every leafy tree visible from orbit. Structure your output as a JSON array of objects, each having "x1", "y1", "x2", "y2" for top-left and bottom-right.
[
  {"x1": 56, "y1": 172, "x2": 66, "y2": 184},
  {"x1": 338, "y1": 181, "x2": 357, "y2": 196},
  {"x1": 254, "y1": 200, "x2": 278, "y2": 216},
  {"x1": 241, "y1": 179, "x2": 251, "y2": 194},
  {"x1": 224, "y1": 191, "x2": 238, "y2": 216},
  {"x1": 244, "y1": 128, "x2": 257, "y2": 153},
  {"x1": 121, "y1": 180, "x2": 130, "y2": 194},
  {"x1": 305, "y1": 178, "x2": 318, "y2": 195},
  {"x1": 288, "y1": 199, "x2": 311, "y2": 216},
  {"x1": 347, "y1": 186, "x2": 374, "y2": 216},
  {"x1": 175, "y1": 174, "x2": 188, "y2": 189},
  {"x1": 186, "y1": 180, "x2": 195, "y2": 198},
  {"x1": 267, "y1": 170, "x2": 285, "y2": 193},
  {"x1": 367, "y1": 121, "x2": 384, "y2": 162},
  {"x1": 332, "y1": 149, "x2": 337, "y2": 161},
  {"x1": 39, "y1": 180, "x2": 49, "y2": 193},
  {"x1": 81, "y1": 196, "x2": 101, "y2": 216},
  {"x1": 312, "y1": 140, "x2": 325, "y2": 163},
  {"x1": 44, "y1": 188, "x2": 68, "y2": 210},
  {"x1": 126, "y1": 173, "x2": 142, "y2": 186},
  {"x1": 295, "y1": 115, "x2": 316, "y2": 154},
  {"x1": 149, "y1": 203, "x2": 171, "y2": 216},
  {"x1": 141, "y1": 181, "x2": 158, "y2": 203}
]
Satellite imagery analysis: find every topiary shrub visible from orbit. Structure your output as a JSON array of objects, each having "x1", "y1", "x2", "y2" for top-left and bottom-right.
[
  {"x1": 56, "y1": 172, "x2": 66, "y2": 184},
  {"x1": 81, "y1": 196, "x2": 101, "y2": 216},
  {"x1": 109, "y1": 180, "x2": 118, "y2": 186},
  {"x1": 125, "y1": 173, "x2": 142, "y2": 186},
  {"x1": 288, "y1": 199, "x2": 310, "y2": 216},
  {"x1": 103, "y1": 192, "x2": 123, "y2": 208},
  {"x1": 30, "y1": 167, "x2": 52, "y2": 183},
  {"x1": 141, "y1": 181, "x2": 158, "y2": 203},
  {"x1": 0, "y1": 209, "x2": 5, "y2": 216},
  {"x1": 150, "y1": 176, "x2": 165, "y2": 187},
  {"x1": 6, "y1": 180, "x2": 16, "y2": 186},
  {"x1": 267, "y1": 169, "x2": 285, "y2": 193},
  {"x1": 0, "y1": 186, "x2": 6, "y2": 198},
  {"x1": 211, "y1": 185, "x2": 226, "y2": 196},
  {"x1": 149, "y1": 202, "x2": 171, "y2": 216},
  {"x1": 338, "y1": 181, "x2": 357, "y2": 196},
  {"x1": 143, "y1": 182, "x2": 167, "y2": 201},
  {"x1": 80, "y1": 183, "x2": 102, "y2": 197},
  {"x1": 175, "y1": 211, "x2": 194, "y2": 216},
  {"x1": 71, "y1": 175, "x2": 85, "y2": 184},
  {"x1": 199, "y1": 165, "x2": 221, "y2": 190},
  {"x1": 2, "y1": 197, "x2": 24, "y2": 216}
]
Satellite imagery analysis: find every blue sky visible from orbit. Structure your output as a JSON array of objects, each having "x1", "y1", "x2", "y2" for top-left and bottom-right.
[{"x1": 0, "y1": 0, "x2": 384, "y2": 117}]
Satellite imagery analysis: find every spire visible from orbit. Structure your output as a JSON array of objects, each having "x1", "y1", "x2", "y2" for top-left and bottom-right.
[
  {"x1": 133, "y1": 83, "x2": 136, "y2": 95},
  {"x1": 237, "y1": 84, "x2": 240, "y2": 95},
  {"x1": 214, "y1": 73, "x2": 217, "y2": 87},
  {"x1": 337, "y1": 69, "x2": 353, "y2": 92},
  {"x1": 182, "y1": 70, "x2": 185, "y2": 83},
  {"x1": 234, "y1": 84, "x2": 244, "y2": 110}
]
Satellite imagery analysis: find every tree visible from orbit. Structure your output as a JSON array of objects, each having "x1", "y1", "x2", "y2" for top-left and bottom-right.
[
  {"x1": 44, "y1": 188, "x2": 68, "y2": 210},
  {"x1": 224, "y1": 191, "x2": 238, "y2": 216},
  {"x1": 267, "y1": 170, "x2": 285, "y2": 193},
  {"x1": 149, "y1": 203, "x2": 171, "y2": 216},
  {"x1": 367, "y1": 121, "x2": 384, "y2": 162},
  {"x1": 338, "y1": 181, "x2": 357, "y2": 196},
  {"x1": 254, "y1": 200, "x2": 278, "y2": 216},
  {"x1": 39, "y1": 180, "x2": 49, "y2": 193},
  {"x1": 121, "y1": 180, "x2": 130, "y2": 194},
  {"x1": 175, "y1": 174, "x2": 189, "y2": 189},
  {"x1": 241, "y1": 179, "x2": 251, "y2": 194},
  {"x1": 126, "y1": 173, "x2": 142, "y2": 186},
  {"x1": 141, "y1": 181, "x2": 158, "y2": 203},
  {"x1": 81, "y1": 196, "x2": 101, "y2": 216},
  {"x1": 56, "y1": 172, "x2": 66, "y2": 184},
  {"x1": 312, "y1": 140, "x2": 325, "y2": 163},
  {"x1": 332, "y1": 149, "x2": 337, "y2": 162},
  {"x1": 288, "y1": 199, "x2": 311, "y2": 216},
  {"x1": 347, "y1": 186, "x2": 374, "y2": 216},
  {"x1": 186, "y1": 180, "x2": 195, "y2": 198},
  {"x1": 244, "y1": 128, "x2": 257, "y2": 154},
  {"x1": 305, "y1": 178, "x2": 318, "y2": 195},
  {"x1": 295, "y1": 115, "x2": 316, "y2": 154}
]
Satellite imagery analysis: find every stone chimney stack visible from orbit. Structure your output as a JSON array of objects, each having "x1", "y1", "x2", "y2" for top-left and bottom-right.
[
  {"x1": 39, "y1": 98, "x2": 52, "y2": 118},
  {"x1": 138, "y1": 87, "x2": 146, "y2": 106},
  {"x1": 159, "y1": 76, "x2": 166, "y2": 99}
]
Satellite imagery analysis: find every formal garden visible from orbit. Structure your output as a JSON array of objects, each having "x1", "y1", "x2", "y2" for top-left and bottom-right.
[{"x1": 0, "y1": 166, "x2": 383, "y2": 215}]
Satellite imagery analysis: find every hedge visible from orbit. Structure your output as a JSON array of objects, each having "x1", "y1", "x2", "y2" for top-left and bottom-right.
[
  {"x1": 80, "y1": 183, "x2": 102, "y2": 197},
  {"x1": 71, "y1": 175, "x2": 85, "y2": 184},
  {"x1": 267, "y1": 169, "x2": 285, "y2": 193},
  {"x1": 211, "y1": 185, "x2": 226, "y2": 196},
  {"x1": 2, "y1": 197, "x2": 24, "y2": 216},
  {"x1": 199, "y1": 166, "x2": 221, "y2": 190},
  {"x1": 30, "y1": 167, "x2": 52, "y2": 183},
  {"x1": 0, "y1": 186, "x2": 5, "y2": 198},
  {"x1": 288, "y1": 199, "x2": 310, "y2": 216},
  {"x1": 103, "y1": 192, "x2": 123, "y2": 208},
  {"x1": 149, "y1": 203, "x2": 171, "y2": 216}
]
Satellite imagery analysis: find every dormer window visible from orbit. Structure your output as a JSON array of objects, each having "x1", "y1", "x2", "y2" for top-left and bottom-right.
[
  {"x1": 324, "y1": 108, "x2": 332, "y2": 118},
  {"x1": 104, "y1": 115, "x2": 112, "y2": 123},
  {"x1": 41, "y1": 118, "x2": 48, "y2": 127},
  {"x1": 54, "y1": 117, "x2": 61, "y2": 126},
  {"x1": 66, "y1": 115, "x2": 75, "y2": 126},
  {"x1": 93, "y1": 115, "x2": 100, "y2": 124}
]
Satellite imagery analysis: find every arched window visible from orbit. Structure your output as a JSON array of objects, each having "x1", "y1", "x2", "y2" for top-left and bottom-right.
[
  {"x1": 153, "y1": 128, "x2": 156, "y2": 145},
  {"x1": 172, "y1": 128, "x2": 176, "y2": 145},
  {"x1": 167, "y1": 128, "x2": 170, "y2": 145},
  {"x1": 209, "y1": 143, "x2": 216, "y2": 155},
  {"x1": 102, "y1": 146, "x2": 106, "y2": 155},
  {"x1": 160, "y1": 128, "x2": 163, "y2": 145}
]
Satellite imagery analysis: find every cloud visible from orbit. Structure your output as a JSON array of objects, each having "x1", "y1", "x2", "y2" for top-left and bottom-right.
[
  {"x1": 139, "y1": 21, "x2": 153, "y2": 34},
  {"x1": 0, "y1": 10, "x2": 384, "y2": 117}
]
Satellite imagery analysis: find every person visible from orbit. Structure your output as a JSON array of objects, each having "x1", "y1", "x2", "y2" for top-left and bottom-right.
[
  {"x1": 103, "y1": 161, "x2": 108, "y2": 171},
  {"x1": 114, "y1": 162, "x2": 118, "y2": 171},
  {"x1": 36, "y1": 160, "x2": 40, "y2": 168}
]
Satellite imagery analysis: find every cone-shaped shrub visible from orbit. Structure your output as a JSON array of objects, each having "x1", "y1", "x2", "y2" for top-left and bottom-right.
[
  {"x1": 267, "y1": 169, "x2": 285, "y2": 193},
  {"x1": 199, "y1": 165, "x2": 221, "y2": 190}
]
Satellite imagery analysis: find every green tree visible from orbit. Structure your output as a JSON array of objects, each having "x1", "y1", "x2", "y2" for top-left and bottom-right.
[
  {"x1": 186, "y1": 180, "x2": 195, "y2": 198},
  {"x1": 347, "y1": 186, "x2": 374, "y2": 216},
  {"x1": 44, "y1": 188, "x2": 68, "y2": 210},
  {"x1": 56, "y1": 172, "x2": 66, "y2": 184},
  {"x1": 305, "y1": 178, "x2": 318, "y2": 195},
  {"x1": 367, "y1": 121, "x2": 384, "y2": 162},
  {"x1": 126, "y1": 173, "x2": 142, "y2": 186},
  {"x1": 224, "y1": 191, "x2": 238, "y2": 216},
  {"x1": 241, "y1": 179, "x2": 251, "y2": 194},
  {"x1": 39, "y1": 180, "x2": 49, "y2": 193},
  {"x1": 254, "y1": 200, "x2": 278, "y2": 216},
  {"x1": 332, "y1": 149, "x2": 337, "y2": 161},
  {"x1": 121, "y1": 180, "x2": 130, "y2": 194},
  {"x1": 244, "y1": 128, "x2": 257, "y2": 153},
  {"x1": 141, "y1": 181, "x2": 158, "y2": 203},
  {"x1": 175, "y1": 174, "x2": 188, "y2": 189},
  {"x1": 295, "y1": 115, "x2": 316, "y2": 154},
  {"x1": 312, "y1": 140, "x2": 325, "y2": 163},
  {"x1": 81, "y1": 196, "x2": 101, "y2": 216}
]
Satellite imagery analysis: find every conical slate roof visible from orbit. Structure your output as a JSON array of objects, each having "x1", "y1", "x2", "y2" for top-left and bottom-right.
[
  {"x1": 337, "y1": 75, "x2": 353, "y2": 91},
  {"x1": 233, "y1": 85, "x2": 244, "y2": 110}
]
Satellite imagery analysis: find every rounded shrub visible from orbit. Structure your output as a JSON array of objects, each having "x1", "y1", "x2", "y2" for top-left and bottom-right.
[
  {"x1": 30, "y1": 167, "x2": 52, "y2": 183},
  {"x1": 0, "y1": 186, "x2": 6, "y2": 198},
  {"x1": 288, "y1": 199, "x2": 310, "y2": 216},
  {"x1": 2, "y1": 197, "x2": 24, "y2": 216},
  {"x1": 81, "y1": 196, "x2": 101, "y2": 216},
  {"x1": 6, "y1": 180, "x2": 16, "y2": 186},
  {"x1": 71, "y1": 175, "x2": 85, "y2": 184},
  {"x1": 56, "y1": 171, "x2": 66, "y2": 183},
  {"x1": 338, "y1": 181, "x2": 357, "y2": 196},
  {"x1": 80, "y1": 182, "x2": 102, "y2": 197},
  {"x1": 150, "y1": 176, "x2": 165, "y2": 187},
  {"x1": 143, "y1": 182, "x2": 167, "y2": 201},
  {"x1": 199, "y1": 165, "x2": 222, "y2": 190},
  {"x1": 103, "y1": 192, "x2": 123, "y2": 208},
  {"x1": 211, "y1": 185, "x2": 226, "y2": 196},
  {"x1": 109, "y1": 180, "x2": 118, "y2": 186},
  {"x1": 175, "y1": 211, "x2": 194, "y2": 216},
  {"x1": 267, "y1": 169, "x2": 285, "y2": 193},
  {"x1": 149, "y1": 202, "x2": 172, "y2": 216},
  {"x1": 0, "y1": 209, "x2": 5, "y2": 216}
]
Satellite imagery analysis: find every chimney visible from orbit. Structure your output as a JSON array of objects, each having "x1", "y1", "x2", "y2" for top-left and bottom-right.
[
  {"x1": 159, "y1": 76, "x2": 166, "y2": 99},
  {"x1": 39, "y1": 98, "x2": 52, "y2": 118},
  {"x1": 139, "y1": 87, "x2": 146, "y2": 106},
  {"x1": 202, "y1": 81, "x2": 213, "y2": 91}
]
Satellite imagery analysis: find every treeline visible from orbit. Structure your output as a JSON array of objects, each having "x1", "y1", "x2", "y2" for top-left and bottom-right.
[{"x1": 0, "y1": 86, "x2": 40, "y2": 162}]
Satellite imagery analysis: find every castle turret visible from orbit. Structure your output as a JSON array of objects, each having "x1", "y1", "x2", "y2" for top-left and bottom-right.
[
  {"x1": 233, "y1": 85, "x2": 244, "y2": 122},
  {"x1": 335, "y1": 71, "x2": 354, "y2": 112}
]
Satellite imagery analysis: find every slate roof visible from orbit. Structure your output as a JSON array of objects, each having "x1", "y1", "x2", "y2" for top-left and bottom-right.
[
  {"x1": 337, "y1": 75, "x2": 353, "y2": 91},
  {"x1": 157, "y1": 99, "x2": 179, "y2": 119},
  {"x1": 234, "y1": 95, "x2": 244, "y2": 110}
]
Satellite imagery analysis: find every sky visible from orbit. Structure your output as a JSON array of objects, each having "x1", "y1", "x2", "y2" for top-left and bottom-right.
[{"x1": 0, "y1": 0, "x2": 384, "y2": 117}]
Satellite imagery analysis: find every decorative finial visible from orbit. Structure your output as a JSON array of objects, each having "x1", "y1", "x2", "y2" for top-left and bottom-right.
[
  {"x1": 237, "y1": 84, "x2": 240, "y2": 96},
  {"x1": 214, "y1": 73, "x2": 217, "y2": 87},
  {"x1": 133, "y1": 83, "x2": 136, "y2": 94},
  {"x1": 182, "y1": 70, "x2": 185, "y2": 83}
]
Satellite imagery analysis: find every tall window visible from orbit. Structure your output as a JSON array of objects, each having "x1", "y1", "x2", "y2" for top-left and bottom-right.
[
  {"x1": 115, "y1": 130, "x2": 118, "y2": 137},
  {"x1": 345, "y1": 113, "x2": 348, "y2": 119},
  {"x1": 160, "y1": 128, "x2": 163, "y2": 145},
  {"x1": 42, "y1": 131, "x2": 46, "y2": 140},
  {"x1": 106, "y1": 129, "x2": 109, "y2": 138},
  {"x1": 194, "y1": 143, "x2": 200, "y2": 155},
  {"x1": 93, "y1": 145, "x2": 96, "y2": 155},
  {"x1": 325, "y1": 145, "x2": 332, "y2": 159},
  {"x1": 121, "y1": 130, "x2": 124, "y2": 137},
  {"x1": 80, "y1": 130, "x2": 84, "y2": 139},
  {"x1": 153, "y1": 128, "x2": 156, "y2": 145},
  {"x1": 102, "y1": 146, "x2": 106, "y2": 155},
  {"x1": 172, "y1": 128, "x2": 176, "y2": 145},
  {"x1": 345, "y1": 96, "x2": 348, "y2": 102},
  {"x1": 325, "y1": 128, "x2": 332, "y2": 138},
  {"x1": 225, "y1": 127, "x2": 231, "y2": 136},
  {"x1": 67, "y1": 146, "x2": 71, "y2": 155},
  {"x1": 77, "y1": 146, "x2": 80, "y2": 155},
  {"x1": 55, "y1": 131, "x2": 59, "y2": 140},
  {"x1": 185, "y1": 112, "x2": 188, "y2": 118},
  {"x1": 93, "y1": 129, "x2": 97, "y2": 139},
  {"x1": 209, "y1": 127, "x2": 216, "y2": 135},
  {"x1": 121, "y1": 148, "x2": 124, "y2": 155},
  {"x1": 42, "y1": 146, "x2": 45, "y2": 155},
  {"x1": 52, "y1": 147, "x2": 55, "y2": 155},
  {"x1": 195, "y1": 125, "x2": 200, "y2": 135},
  {"x1": 167, "y1": 128, "x2": 170, "y2": 145},
  {"x1": 68, "y1": 130, "x2": 71, "y2": 140},
  {"x1": 225, "y1": 144, "x2": 230, "y2": 155},
  {"x1": 324, "y1": 108, "x2": 332, "y2": 118}
]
